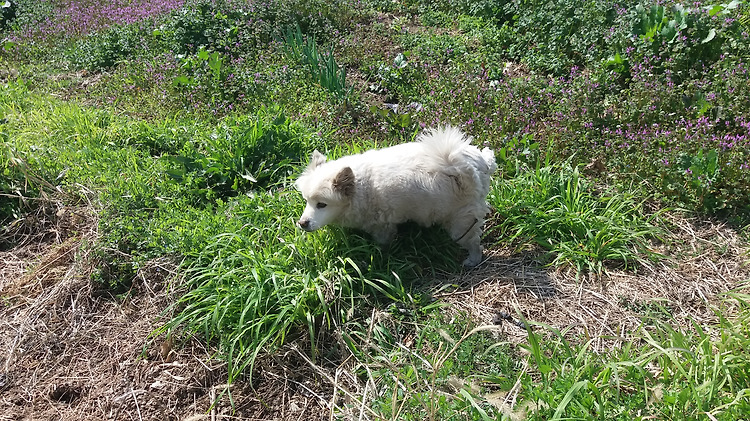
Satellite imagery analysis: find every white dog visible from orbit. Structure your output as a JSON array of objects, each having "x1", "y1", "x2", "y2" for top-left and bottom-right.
[{"x1": 295, "y1": 126, "x2": 497, "y2": 267}]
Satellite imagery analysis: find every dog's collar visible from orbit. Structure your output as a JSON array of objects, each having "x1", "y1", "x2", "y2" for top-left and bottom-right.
[{"x1": 456, "y1": 218, "x2": 479, "y2": 242}]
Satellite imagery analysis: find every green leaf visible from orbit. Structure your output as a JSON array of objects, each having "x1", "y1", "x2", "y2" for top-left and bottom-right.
[
  {"x1": 553, "y1": 380, "x2": 589, "y2": 419},
  {"x1": 706, "y1": 150, "x2": 718, "y2": 174},
  {"x1": 605, "y1": 53, "x2": 623, "y2": 65},
  {"x1": 707, "y1": 5, "x2": 723, "y2": 16},
  {"x1": 702, "y1": 28, "x2": 716, "y2": 44},
  {"x1": 173, "y1": 75, "x2": 192, "y2": 87},
  {"x1": 459, "y1": 389, "x2": 494, "y2": 421},
  {"x1": 397, "y1": 113, "x2": 411, "y2": 128},
  {"x1": 240, "y1": 173, "x2": 257, "y2": 183},
  {"x1": 538, "y1": 364, "x2": 553, "y2": 375},
  {"x1": 165, "y1": 169, "x2": 185, "y2": 181},
  {"x1": 393, "y1": 53, "x2": 408, "y2": 69}
]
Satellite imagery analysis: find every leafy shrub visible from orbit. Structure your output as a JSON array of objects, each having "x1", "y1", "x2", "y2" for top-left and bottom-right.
[
  {"x1": 480, "y1": 0, "x2": 629, "y2": 75},
  {"x1": 400, "y1": 31, "x2": 471, "y2": 65},
  {"x1": 158, "y1": 1, "x2": 240, "y2": 55},
  {"x1": 165, "y1": 107, "x2": 317, "y2": 201},
  {"x1": 68, "y1": 23, "x2": 147, "y2": 71},
  {"x1": 661, "y1": 146, "x2": 749, "y2": 214},
  {"x1": 606, "y1": 1, "x2": 745, "y2": 84},
  {"x1": 120, "y1": 120, "x2": 195, "y2": 157},
  {"x1": 2, "y1": 0, "x2": 52, "y2": 32},
  {"x1": 471, "y1": 0, "x2": 746, "y2": 79},
  {"x1": 366, "y1": 52, "x2": 426, "y2": 104},
  {"x1": 495, "y1": 133, "x2": 542, "y2": 178},
  {"x1": 369, "y1": 104, "x2": 420, "y2": 140},
  {"x1": 159, "y1": 0, "x2": 359, "y2": 57},
  {"x1": 445, "y1": 0, "x2": 505, "y2": 20},
  {"x1": 170, "y1": 45, "x2": 241, "y2": 107},
  {"x1": 594, "y1": 108, "x2": 750, "y2": 215}
]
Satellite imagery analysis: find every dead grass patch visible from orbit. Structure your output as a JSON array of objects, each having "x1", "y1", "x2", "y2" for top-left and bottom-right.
[
  {"x1": 0, "y1": 206, "x2": 331, "y2": 420},
  {"x1": 438, "y1": 213, "x2": 749, "y2": 353}
]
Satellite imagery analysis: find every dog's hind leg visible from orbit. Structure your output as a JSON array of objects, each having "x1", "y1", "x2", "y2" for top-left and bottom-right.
[{"x1": 446, "y1": 214, "x2": 484, "y2": 267}]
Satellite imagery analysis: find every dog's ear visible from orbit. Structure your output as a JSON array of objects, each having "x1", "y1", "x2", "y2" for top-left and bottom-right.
[
  {"x1": 333, "y1": 167, "x2": 355, "y2": 197},
  {"x1": 308, "y1": 150, "x2": 327, "y2": 169}
]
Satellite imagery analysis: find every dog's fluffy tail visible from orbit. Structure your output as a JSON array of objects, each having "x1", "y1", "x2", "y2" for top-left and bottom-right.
[
  {"x1": 480, "y1": 145, "x2": 498, "y2": 175},
  {"x1": 418, "y1": 126, "x2": 497, "y2": 176}
]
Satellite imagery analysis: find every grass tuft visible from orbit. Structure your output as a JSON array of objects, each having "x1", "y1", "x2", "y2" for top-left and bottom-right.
[
  {"x1": 280, "y1": 24, "x2": 351, "y2": 101},
  {"x1": 509, "y1": 295, "x2": 750, "y2": 420},
  {"x1": 489, "y1": 164, "x2": 664, "y2": 273}
]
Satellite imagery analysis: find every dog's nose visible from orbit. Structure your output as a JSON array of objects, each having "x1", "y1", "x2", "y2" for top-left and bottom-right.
[{"x1": 298, "y1": 219, "x2": 310, "y2": 230}]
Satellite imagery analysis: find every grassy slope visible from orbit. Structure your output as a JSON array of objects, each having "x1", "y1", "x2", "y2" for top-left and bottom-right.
[{"x1": 2, "y1": 0, "x2": 750, "y2": 419}]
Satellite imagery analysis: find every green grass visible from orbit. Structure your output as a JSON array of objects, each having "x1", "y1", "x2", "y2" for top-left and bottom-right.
[
  {"x1": 2, "y1": 0, "x2": 750, "y2": 418},
  {"x1": 154, "y1": 187, "x2": 465, "y2": 382},
  {"x1": 335, "y1": 311, "x2": 516, "y2": 420},
  {"x1": 490, "y1": 163, "x2": 664, "y2": 273},
  {"x1": 510, "y1": 290, "x2": 750, "y2": 420}
]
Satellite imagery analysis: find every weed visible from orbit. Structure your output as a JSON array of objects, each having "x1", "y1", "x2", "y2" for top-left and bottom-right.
[
  {"x1": 164, "y1": 106, "x2": 316, "y2": 201},
  {"x1": 343, "y1": 311, "x2": 514, "y2": 420},
  {"x1": 509, "y1": 298, "x2": 750, "y2": 420},
  {"x1": 489, "y1": 164, "x2": 663, "y2": 273},
  {"x1": 156, "y1": 189, "x2": 461, "y2": 383},
  {"x1": 68, "y1": 23, "x2": 147, "y2": 71},
  {"x1": 280, "y1": 24, "x2": 351, "y2": 101},
  {"x1": 3, "y1": 1, "x2": 750, "y2": 418}
]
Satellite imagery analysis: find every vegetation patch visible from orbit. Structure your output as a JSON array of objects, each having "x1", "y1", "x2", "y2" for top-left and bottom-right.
[
  {"x1": 1, "y1": 0, "x2": 749, "y2": 419},
  {"x1": 490, "y1": 163, "x2": 663, "y2": 273}
]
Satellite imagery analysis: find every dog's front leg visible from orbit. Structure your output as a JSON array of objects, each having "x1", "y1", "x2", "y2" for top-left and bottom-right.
[
  {"x1": 447, "y1": 217, "x2": 484, "y2": 267},
  {"x1": 371, "y1": 224, "x2": 397, "y2": 247}
]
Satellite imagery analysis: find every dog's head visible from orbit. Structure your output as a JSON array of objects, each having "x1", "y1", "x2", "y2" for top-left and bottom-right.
[{"x1": 295, "y1": 150, "x2": 355, "y2": 232}]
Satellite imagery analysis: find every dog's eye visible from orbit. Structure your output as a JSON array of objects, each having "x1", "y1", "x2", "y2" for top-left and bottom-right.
[{"x1": 316, "y1": 202, "x2": 327, "y2": 209}]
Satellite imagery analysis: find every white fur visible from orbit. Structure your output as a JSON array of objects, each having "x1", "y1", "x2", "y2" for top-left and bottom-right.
[{"x1": 295, "y1": 126, "x2": 497, "y2": 267}]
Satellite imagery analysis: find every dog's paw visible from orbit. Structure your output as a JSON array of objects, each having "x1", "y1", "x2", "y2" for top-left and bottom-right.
[{"x1": 462, "y1": 254, "x2": 483, "y2": 267}]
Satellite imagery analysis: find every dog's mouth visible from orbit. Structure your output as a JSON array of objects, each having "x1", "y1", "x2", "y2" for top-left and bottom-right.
[{"x1": 297, "y1": 220, "x2": 316, "y2": 232}]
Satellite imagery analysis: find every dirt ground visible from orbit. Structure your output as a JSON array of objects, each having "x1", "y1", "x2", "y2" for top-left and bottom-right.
[{"x1": 1, "y1": 204, "x2": 748, "y2": 420}]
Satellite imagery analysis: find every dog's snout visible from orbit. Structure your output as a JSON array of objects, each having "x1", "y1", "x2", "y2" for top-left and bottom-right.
[{"x1": 298, "y1": 219, "x2": 311, "y2": 230}]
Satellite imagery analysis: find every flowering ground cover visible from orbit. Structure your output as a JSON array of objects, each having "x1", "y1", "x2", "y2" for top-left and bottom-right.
[{"x1": 5, "y1": 0, "x2": 186, "y2": 49}]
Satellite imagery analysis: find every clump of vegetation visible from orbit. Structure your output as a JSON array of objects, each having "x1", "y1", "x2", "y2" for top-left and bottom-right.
[
  {"x1": 511, "y1": 294, "x2": 750, "y2": 420},
  {"x1": 164, "y1": 106, "x2": 317, "y2": 201},
  {"x1": 280, "y1": 24, "x2": 351, "y2": 100},
  {"x1": 490, "y1": 163, "x2": 663, "y2": 273}
]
